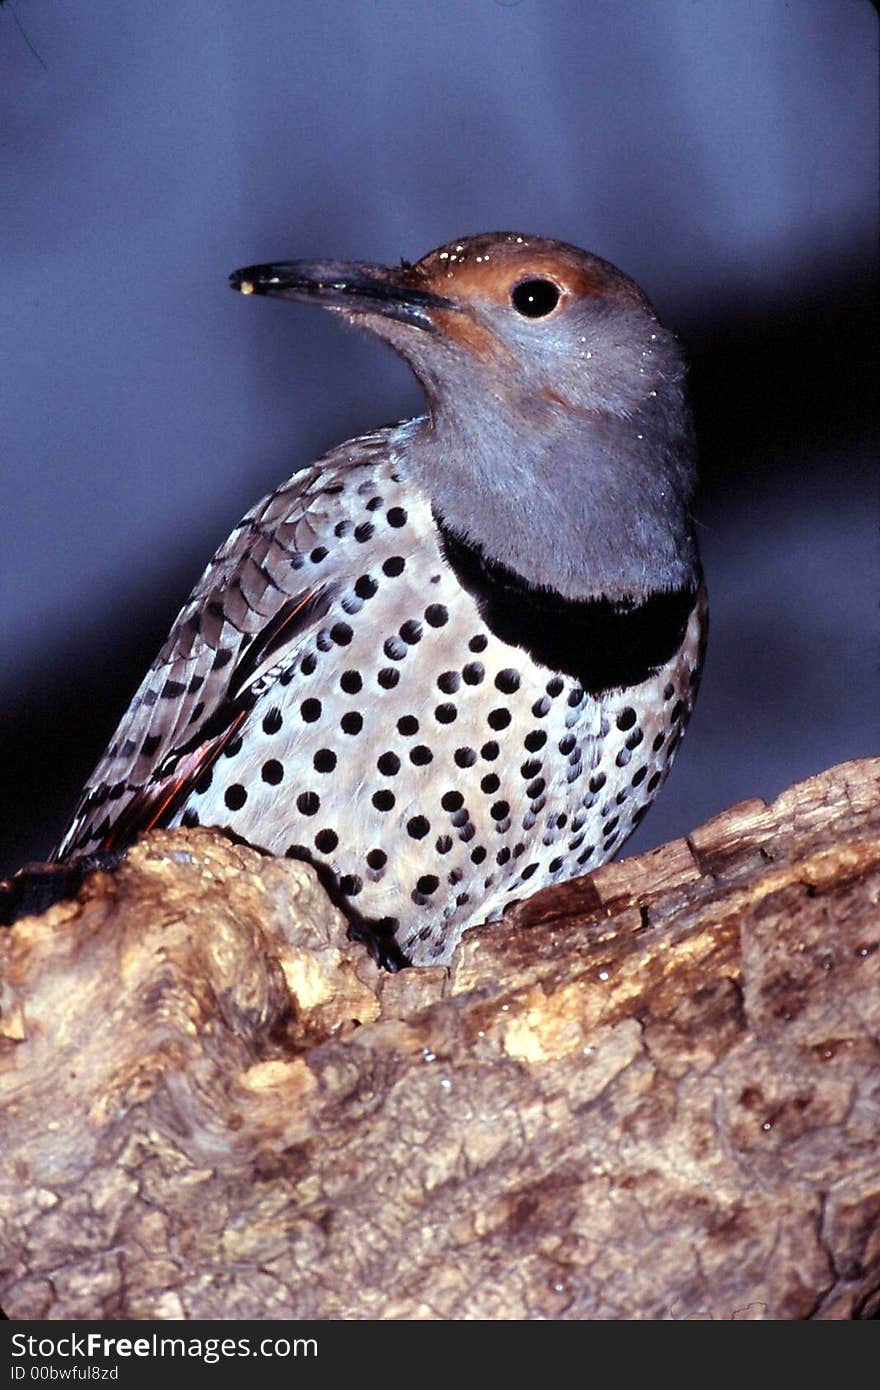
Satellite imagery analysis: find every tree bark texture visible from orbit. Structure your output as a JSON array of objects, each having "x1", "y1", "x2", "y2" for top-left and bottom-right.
[{"x1": 1, "y1": 757, "x2": 878, "y2": 1320}]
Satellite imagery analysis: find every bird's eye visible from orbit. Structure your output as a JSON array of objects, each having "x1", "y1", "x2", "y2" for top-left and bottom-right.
[{"x1": 510, "y1": 279, "x2": 561, "y2": 318}]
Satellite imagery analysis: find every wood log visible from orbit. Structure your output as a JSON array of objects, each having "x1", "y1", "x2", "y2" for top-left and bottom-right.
[{"x1": 1, "y1": 757, "x2": 878, "y2": 1320}]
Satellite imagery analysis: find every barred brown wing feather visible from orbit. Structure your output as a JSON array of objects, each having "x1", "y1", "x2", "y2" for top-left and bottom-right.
[
  {"x1": 54, "y1": 583, "x2": 334, "y2": 858},
  {"x1": 52, "y1": 433, "x2": 400, "y2": 860},
  {"x1": 51, "y1": 474, "x2": 346, "y2": 859}
]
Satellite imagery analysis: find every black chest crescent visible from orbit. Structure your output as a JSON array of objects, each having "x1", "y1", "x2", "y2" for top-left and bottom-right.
[{"x1": 435, "y1": 512, "x2": 698, "y2": 696}]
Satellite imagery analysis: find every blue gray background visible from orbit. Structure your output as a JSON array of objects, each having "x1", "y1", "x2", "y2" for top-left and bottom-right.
[{"x1": 1, "y1": 0, "x2": 877, "y2": 874}]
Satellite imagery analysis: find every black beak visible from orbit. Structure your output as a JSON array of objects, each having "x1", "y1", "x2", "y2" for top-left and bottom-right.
[{"x1": 229, "y1": 259, "x2": 456, "y2": 331}]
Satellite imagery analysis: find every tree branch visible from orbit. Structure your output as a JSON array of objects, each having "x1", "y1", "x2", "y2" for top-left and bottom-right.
[{"x1": 1, "y1": 757, "x2": 878, "y2": 1320}]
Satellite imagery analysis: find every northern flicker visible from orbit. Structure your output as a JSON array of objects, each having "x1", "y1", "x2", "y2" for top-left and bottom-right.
[{"x1": 54, "y1": 232, "x2": 707, "y2": 968}]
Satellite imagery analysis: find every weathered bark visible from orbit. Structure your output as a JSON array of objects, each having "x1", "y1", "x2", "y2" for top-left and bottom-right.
[{"x1": 1, "y1": 757, "x2": 878, "y2": 1321}]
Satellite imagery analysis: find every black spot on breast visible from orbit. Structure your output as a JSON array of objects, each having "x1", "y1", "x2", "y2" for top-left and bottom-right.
[
  {"x1": 495, "y1": 668, "x2": 521, "y2": 694},
  {"x1": 262, "y1": 707, "x2": 282, "y2": 735},
  {"x1": 383, "y1": 636, "x2": 407, "y2": 661}
]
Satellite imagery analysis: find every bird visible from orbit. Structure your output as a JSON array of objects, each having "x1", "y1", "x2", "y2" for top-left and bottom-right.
[{"x1": 53, "y1": 231, "x2": 707, "y2": 968}]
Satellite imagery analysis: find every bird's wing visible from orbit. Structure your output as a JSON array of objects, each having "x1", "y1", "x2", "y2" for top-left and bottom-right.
[{"x1": 54, "y1": 428, "x2": 400, "y2": 858}]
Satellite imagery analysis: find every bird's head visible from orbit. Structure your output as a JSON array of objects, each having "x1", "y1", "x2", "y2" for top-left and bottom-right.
[
  {"x1": 230, "y1": 232, "x2": 697, "y2": 599},
  {"x1": 230, "y1": 231, "x2": 681, "y2": 424}
]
